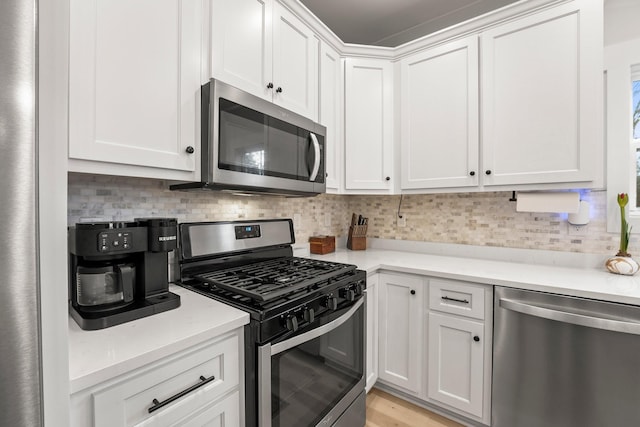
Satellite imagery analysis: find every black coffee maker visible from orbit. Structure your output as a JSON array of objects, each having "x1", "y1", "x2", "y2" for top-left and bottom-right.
[{"x1": 68, "y1": 218, "x2": 181, "y2": 330}]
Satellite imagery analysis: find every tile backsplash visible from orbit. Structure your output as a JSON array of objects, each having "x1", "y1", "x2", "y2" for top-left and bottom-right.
[{"x1": 68, "y1": 173, "x2": 622, "y2": 255}]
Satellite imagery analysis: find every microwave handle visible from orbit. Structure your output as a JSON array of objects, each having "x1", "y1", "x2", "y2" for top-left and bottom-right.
[{"x1": 309, "y1": 132, "x2": 321, "y2": 181}]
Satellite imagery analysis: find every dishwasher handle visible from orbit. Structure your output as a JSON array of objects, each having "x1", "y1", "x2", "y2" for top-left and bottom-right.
[{"x1": 499, "y1": 297, "x2": 640, "y2": 335}]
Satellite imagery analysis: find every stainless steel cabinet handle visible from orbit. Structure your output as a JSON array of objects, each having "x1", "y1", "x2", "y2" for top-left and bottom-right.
[
  {"x1": 148, "y1": 375, "x2": 215, "y2": 413},
  {"x1": 309, "y1": 132, "x2": 321, "y2": 181},
  {"x1": 442, "y1": 296, "x2": 469, "y2": 304},
  {"x1": 500, "y1": 297, "x2": 640, "y2": 335}
]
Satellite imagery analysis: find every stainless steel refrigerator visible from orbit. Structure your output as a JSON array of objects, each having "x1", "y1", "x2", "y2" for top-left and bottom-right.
[{"x1": 0, "y1": 0, "x2": 43, "y2": 425}]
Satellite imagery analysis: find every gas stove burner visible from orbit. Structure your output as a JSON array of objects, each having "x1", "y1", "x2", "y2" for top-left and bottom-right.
[{"x1": 192, "y1": 256, "x2": 357, "y2": 302}]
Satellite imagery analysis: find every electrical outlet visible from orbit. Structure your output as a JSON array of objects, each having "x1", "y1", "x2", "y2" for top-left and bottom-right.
[
  {"x1": 567, "y1": 223, "x2": 589, "y2": 236},
  {"x1": 398, "y1": 216, "x2": 406, "y2": 227}
]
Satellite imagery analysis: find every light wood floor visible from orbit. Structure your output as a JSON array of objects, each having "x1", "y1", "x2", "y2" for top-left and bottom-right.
[{"x1": 366, "y1": 388, "x2": 463, "y2": 427}]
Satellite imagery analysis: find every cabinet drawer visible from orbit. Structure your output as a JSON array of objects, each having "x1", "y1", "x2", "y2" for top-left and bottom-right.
[
  {"x1": 429, "y1": 279, "x2": 485, "y2": 320},
  {"x1": 93, "y1": 333, "x2": 239, "y2": 427}
]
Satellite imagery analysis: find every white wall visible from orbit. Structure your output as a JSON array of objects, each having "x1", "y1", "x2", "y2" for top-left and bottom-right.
[{"x1": 604, "y1": 0, "x2": 640, "y2": 46}]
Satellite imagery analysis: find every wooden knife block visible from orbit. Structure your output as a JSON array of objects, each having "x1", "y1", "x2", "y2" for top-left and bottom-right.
[{"x1": 347, "y1": 225, "x2": 367, "y2": 250}]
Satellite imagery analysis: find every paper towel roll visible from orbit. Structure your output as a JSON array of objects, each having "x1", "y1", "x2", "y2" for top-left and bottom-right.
[{"x1": 515, "y1": 192, "x2": 580, "y2": 213}]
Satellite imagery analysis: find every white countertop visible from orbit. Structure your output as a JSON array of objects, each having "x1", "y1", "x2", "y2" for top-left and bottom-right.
[
  {"x1": 311, "y1": 248, "x2": 640, "y2": 306},
  {"x1": 68, "y1": 284, "x2": 249, "y2": 394}
]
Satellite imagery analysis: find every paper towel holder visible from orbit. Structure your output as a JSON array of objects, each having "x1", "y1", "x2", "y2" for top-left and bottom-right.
[{"x1": 568, "y1": 200, "x2": 590, "y2": 225}]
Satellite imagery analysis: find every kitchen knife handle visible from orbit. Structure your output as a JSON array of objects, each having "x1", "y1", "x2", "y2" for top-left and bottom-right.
[{"x1": 309, "y1": 133, "x2": 321, "y2": 181}]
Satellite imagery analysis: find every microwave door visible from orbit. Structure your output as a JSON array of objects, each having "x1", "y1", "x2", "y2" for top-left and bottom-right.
[{"x1": 265, "y1": 118, "x2": 300, "y2": 181}]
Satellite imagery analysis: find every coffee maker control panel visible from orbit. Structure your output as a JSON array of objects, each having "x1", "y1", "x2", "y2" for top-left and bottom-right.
[{"x1": 99, "y1": 230, "x2": 133, "y2": 253}]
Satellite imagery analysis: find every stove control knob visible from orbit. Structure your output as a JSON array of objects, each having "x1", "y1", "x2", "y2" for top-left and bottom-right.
[
  {"x1": 324, "y1": 296, "x2": 338, "y2": 310},
  {"x1": 285, "y1": 315, "x2": 299, "y2": 332},
  {"x1": 304, "y1": 308, "x2": 315, "y2": 323},
  {"x1": 340, "y1": 288, "x2": 356, "y2": 302},
  {"x1": 355, "y1": 281, "x2": 364, "y2": 296}
]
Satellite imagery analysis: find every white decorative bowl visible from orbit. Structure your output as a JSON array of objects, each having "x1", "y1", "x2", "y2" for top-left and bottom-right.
[{"x1": 605, "y1": 255, "x2": 640, "y2": 276}]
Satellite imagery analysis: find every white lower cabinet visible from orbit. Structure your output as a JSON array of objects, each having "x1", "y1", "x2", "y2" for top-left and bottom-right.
[
  {"x1": 70, "y1": 330, "x2": 243, "y2": 427},
  {"x1": 378, "y1": 273, "x2": 424, "y2": 395},
  {"x1": 426, "y1": 278, "x2": 493, "y2": 424},
  {"x1": 366, "y1": 273, "x2": 379, "y2": 392},
  {"x1": 427, "y1": 312, "x2": 484, "y2": 418},
  {"x1": 375, "y1": 273, "x2": 492, "y2": 424}
]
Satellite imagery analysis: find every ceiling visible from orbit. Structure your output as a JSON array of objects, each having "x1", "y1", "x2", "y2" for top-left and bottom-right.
[{"x1": 299, "y1": 0, "x2": 521, "y2": 47}]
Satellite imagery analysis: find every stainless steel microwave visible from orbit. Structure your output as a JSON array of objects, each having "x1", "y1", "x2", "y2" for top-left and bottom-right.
[{"x1": 171, "y1": 79, "x2": 326, "y2": 196}]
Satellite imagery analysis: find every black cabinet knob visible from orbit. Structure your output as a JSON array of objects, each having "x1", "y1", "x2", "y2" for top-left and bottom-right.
[
  {"x1": 267, "y1": 82, "x2": 274, "y2": 89},
  {"x1": 185, "y1": 146, "x2": 194, "y2": 154},
  {"x1": 385, "y1": 176, "x2": 391, "y2": 181},
  {"x1": 469, "y1": 171, "x2": 475, "y2": 176},
  {"x1": 276, "y1": 87, "x2": 283, "y2": 93},
  {"x1": 485, "y1": 170, "x2": 492, "y2": 175},
  {"x1": 410, "y1": 289, "x2": 416, "y2": 295},
  {"x1": 473, "y1": 335, "x2": 480, "y2": 342}
]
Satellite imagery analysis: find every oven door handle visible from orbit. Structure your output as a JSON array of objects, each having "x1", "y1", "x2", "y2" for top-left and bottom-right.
[
  {"x1": 273, "y1": 297, "x2": 363, "y2": 356},
  {"x1": 258, "y1": 297, "x2": 364, "y2": 427}
]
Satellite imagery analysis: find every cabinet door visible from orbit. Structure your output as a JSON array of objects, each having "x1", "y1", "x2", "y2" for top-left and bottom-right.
[
  {"x1": 400, "y1": 36, "x2": 479, "y2": 189},
  {"x1": 272, "y1": 3, "x2": 318, "y2": 119},
  {"x1": 345, "y1": 58, "x2": 394, "y2": 192},
  {"x1": 378, "y1": 273, "x2": 423, "y2": 394},
  {"x1": 366, "y1": 274, "x2": 379, "y2": 393},
  {"x1": 211, "y1": 0, "x2": 273, "y2": 100},
  {"x1": 69, "y1": 0, "x2": 200, "y2": 172},
  {"x1": 90, "y1": 333, "x2": 240, "y2": 427},
  {"x1": 481, "y1": 0, "x2": 601, "y2": 186},
  {"x1": 319, "y1": 42, "x2": 342, "y2": 192},
  {"x1": 160, "y1": 391, "x2": 240, "y2": 427},
  {"x1": 427, "y1": 312, "x2": 484, "y2": 418}
]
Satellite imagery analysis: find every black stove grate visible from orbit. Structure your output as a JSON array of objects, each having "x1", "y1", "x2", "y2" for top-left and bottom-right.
[{"x1": 192, "y1": 257, "x2": 356, "y2": 302}]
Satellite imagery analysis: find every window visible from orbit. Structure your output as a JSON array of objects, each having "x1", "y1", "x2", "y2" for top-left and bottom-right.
[
  {"x1": 605, "y1": 38, "x2": 640, "y2": 233},
  {"x1": 631, "y1": 65, "x2": 640, "y2": 208}
]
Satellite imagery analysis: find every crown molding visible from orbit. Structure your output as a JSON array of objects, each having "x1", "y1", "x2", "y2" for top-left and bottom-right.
[{"x1": 279, "y1": 0, "x2": 573, "y2": 61}]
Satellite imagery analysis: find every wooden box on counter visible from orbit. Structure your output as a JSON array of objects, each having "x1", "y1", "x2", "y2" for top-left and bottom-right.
[{"x1": 309, "y1": 235, "x2": 336, "y2": 255}]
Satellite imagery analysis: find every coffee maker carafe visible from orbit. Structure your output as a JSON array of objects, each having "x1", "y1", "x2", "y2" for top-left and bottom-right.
[{"x1": 68, "y1": 218, "x2": 180, "y2": 330}]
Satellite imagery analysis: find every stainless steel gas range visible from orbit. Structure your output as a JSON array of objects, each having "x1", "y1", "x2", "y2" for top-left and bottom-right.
[{"x1": 177, "y1": 219, "x2": 366, "y2": 427}]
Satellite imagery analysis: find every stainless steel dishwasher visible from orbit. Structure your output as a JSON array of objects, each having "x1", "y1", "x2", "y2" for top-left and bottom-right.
[{"x1": 493, "y1": 286, "x2": 640, "y2": 427}]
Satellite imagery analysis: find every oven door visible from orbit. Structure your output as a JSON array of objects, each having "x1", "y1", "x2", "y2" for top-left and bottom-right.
[{"x1": 258, "y1": 298, "x2": 365, "y2": 427}]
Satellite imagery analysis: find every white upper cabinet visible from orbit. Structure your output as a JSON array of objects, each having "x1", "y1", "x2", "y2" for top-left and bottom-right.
[
  {"x1": 211, "y1": 0, "x2": 318, "y2": 120},
  {"x1": 68, "y1": 0, "x2": 202, "y2": 180},
  {"x1": 344, "y1": 58, "x2": 394, "y2": 193},
  {"x1": 400, "y1": 36, "x2": 479, "y2": 190},
  {"x1": 319, "y1": 42, "x2": 342, "y2": 192},
  {"x1": 211, "y1": 0, "x2": 273, "y2": 100},
  {"x1": 481, "y1": 0, "x2": 602, "y2": 186}
]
